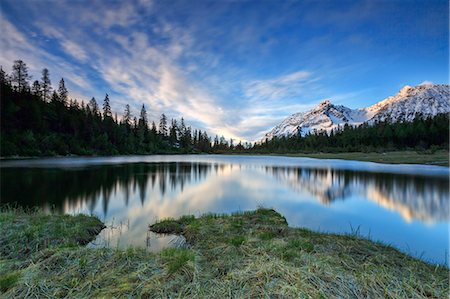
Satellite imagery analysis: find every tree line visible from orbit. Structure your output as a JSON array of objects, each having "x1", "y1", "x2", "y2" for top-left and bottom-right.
[
  {"x1": 0, "y1": 60, "x2": 241, "y2": 156},
  {"x1": 252, "y1": 113, "x2": 449, "y2": 154},
  {"x1": 1, "y1": 59, "x2": 447, "y2": 157}
]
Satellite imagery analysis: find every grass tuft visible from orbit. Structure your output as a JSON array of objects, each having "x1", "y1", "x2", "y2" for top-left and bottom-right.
[
  {"x1": 0, "y1": 206, "x2": 104, "y2": 260},
  {"x1": 0, "y1": 271, "x2": 20, "y2": 292},
  {"x1": 161, "y1": 248, "x2": 195, "y2": 274},
  {"x1": 149, "y1": 218, "x2": 184, "y2": 234},
  {"x1": 228, "y1": 236, "x2": 246, "y2": 247},
  {"x1": 287, "y1": 239, "x2": 314, "y2": 252}
]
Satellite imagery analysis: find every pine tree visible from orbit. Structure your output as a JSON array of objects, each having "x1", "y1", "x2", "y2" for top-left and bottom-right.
[
  {"x1": 159, "y1": 113, "x2": 168, "y2": 136},
  {"x1": 123, "y1": 104, "x2": 132, "y2": 126},
  {"x1": 139, "y1": 104, "x2": 148, "y2": 129},
  {"x1": 103, "y1": 93, "x2": 112, "y2": 118},
  {"x1": 31, "y1": 80, "x2": 41, "y2": 97},
  {"x1": 213, "y1": 135, "x2": 219, "y2": 148},
  {"x1": 181, "y1": 118, "x2": 187, "y2": 132},
  {"x1": 89, "y1": 97, "x2": 99, "y2": 116},
  {"x1": 11, "y1": 60, "x2": 31, "y2": 91},
  {"x1": 41, "y1": 68, "x2": 52, "y2": 102},
  {"x1": 58, "y1": 78, "x2": 68, "y2": 105},
  {"x1": 169, "y1": 119, "x2": 178, "y2": 145},
  {"x1": 151, "y1": 121, "x2": 157, "y2": 135},
  {"x1": 193, "y1": 129, "x2": 198, "y2": 146}
]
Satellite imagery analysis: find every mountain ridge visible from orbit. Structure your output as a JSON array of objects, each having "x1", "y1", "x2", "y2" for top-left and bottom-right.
[{"x1": 263, "y1": 84, "x2": 450, "y2": 141}]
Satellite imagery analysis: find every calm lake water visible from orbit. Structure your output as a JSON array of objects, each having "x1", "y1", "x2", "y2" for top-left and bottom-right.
[{"x1": 1, "y1": 155, "x2": 448, "y2": 264}]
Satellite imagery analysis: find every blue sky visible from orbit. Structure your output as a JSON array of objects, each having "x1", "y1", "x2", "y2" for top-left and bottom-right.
[{"x1": 0, "y1": 0, "x2": 448, "y2": 141}]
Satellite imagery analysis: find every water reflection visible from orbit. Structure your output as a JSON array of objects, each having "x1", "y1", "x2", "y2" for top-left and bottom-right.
[
  {"x1": 1, "y1": 162, "x2": 213, "y2": 215},
  {"x1": 2, "y1": 162, "x2": 446, "y2": 223},
  {"x1": 266, "y1": 167, "x2": 449, "y2": 223},
  {"x1": 1, "y1": 159, "x2": 448, "y2": 263}
]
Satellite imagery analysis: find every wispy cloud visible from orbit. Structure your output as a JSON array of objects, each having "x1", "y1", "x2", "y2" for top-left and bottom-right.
[
  {"x1": 244, "y1": 71, "x2": 316, "y2": 102},
  {"x1": 1, "y1": 0, "x2": 446, "y2": 142},
  {"x1": 0, "y1": 17, "x2": 92, "y2": 94},
  {"x1": 0, "y1": 6, "x2": 357, "y2": 142}
]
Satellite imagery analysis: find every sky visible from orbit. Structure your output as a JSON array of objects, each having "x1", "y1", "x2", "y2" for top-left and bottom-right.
[{"x1": 0, "y1": 0, "x2": 448, "y2": 141}]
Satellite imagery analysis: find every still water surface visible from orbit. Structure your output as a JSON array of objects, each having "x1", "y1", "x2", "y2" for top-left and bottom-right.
[{"x1": 1, "y1": 155, "x2": 448, "y2": 264}]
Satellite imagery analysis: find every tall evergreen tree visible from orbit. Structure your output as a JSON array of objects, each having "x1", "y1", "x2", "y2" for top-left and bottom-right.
[
  {"x1": 41, "y1": 68, "x2": 52, "y2": 102},
  {"x1": 169, "y1": 119, "x2": 178, "y2": 145},
  {"x1": 89, "y1": 97, "x2": 99, "y2": 116},
  {"x1": 151, "y1": 121, "x2": 157, "y2": 135},
  {"x1": 31, "y1": 80, "x2": 41, "y2": 97},
  {"x1": 159, "y1": 113, "x2": 168, "y2": 136},
  {"x1": 103, "y1": 93, "x2": 112, "y2": 118},
  {"x1": 58, "y1": 78, "x2": 68, "y2": 105},
  {"x1": 139, "y1": 104, "x2": 148, "y2": 129},
  {"x1": 11, "y1": 60, "x2": 31, "y2": 91},
  {"x1": 123, "y1": 104, "x2": 132, "y2": 126}
]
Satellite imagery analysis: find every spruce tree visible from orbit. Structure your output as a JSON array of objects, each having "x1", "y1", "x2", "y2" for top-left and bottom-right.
[
  {"x1": 11, "y1": 60, "x2": 31, "y2": 91},
  {"x1": 58, "y1": 78, "x2": 68, "y2": 105},
  {"x1": 159, "y1": 113, "x2": 168, "y2": 136},
  {"x1": 31, "y1": 80, "x2": 41, "y2": 97},
  {"x1": 151, "y1": 121, "x2": 157, "y2": 135},
  {"x1": 41, "y1": 68, "x2": 52, "y2": 102},
  {"x1": 169, "y1": 119, "x2": 178, "y2": 145},
  {"x1": 89, "y1": 97, "x2": 99, "y2": 116},
  {"x1": 103, "y1": 93, "x2": 112, "y2": 118},
  {"x1": 123, "y1": 104, "x2": 132, "y2": 126},
  {"x1": 139, "y1": 104, "x2": 148, "y2": 129}
]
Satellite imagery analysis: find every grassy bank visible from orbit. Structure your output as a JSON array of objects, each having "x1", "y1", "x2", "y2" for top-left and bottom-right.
[
  {"x1": 1, "y1": 209, "x2": 448, "y2": 298},
  {"x1": 250, "y1": 150, "x2": 449, "y2": 166}
]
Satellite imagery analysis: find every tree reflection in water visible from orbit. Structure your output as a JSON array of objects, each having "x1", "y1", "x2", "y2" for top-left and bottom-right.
[{"x1": 2, "y1": 162, "x2": 447, "y2": 224}]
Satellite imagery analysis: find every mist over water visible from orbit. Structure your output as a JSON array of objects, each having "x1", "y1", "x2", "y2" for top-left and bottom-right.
[{"x1": 1, "y1": 155, "x2": 448, "y2": 264}]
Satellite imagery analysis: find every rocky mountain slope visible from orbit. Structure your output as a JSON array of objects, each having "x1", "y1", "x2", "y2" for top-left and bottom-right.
[{"x1": 263, "y1": 84, "x2": 449, "y2": 140}]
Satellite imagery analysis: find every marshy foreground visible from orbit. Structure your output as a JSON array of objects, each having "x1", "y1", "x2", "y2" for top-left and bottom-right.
[{"x1": 0, "y1": 208, "x2": 448, "y2": 298}]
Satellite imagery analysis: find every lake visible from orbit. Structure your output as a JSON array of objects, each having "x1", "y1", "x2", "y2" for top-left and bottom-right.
[{"x1": 1, "y1": 155, "x2": 448, "y2": 264}]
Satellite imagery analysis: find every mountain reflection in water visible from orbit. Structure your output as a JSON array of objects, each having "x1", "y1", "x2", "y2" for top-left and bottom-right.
[
  {"x1": 266, "y1": 166, "x2": 448, "y2": 223},
  {"x1": 2, "y1": 162, "x2": 447, "y2": 224},
  {"x1": 1, "y1": 159, "x2": 448, "y2": 263}
]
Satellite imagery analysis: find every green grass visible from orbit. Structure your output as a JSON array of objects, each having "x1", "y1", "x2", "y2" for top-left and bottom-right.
[
  {"x1": 1, "y1": 208, "x2": 448, "y2": 298},
  {"x1": 161, "y1": 248, "x2": 196, "y2": 274},
  {"x1": 0, "y1": 272, "x2": 20, "y2": 293},
  {"x1": 0, "y1": 206, "x2": 105, "y2": 259},
  {"x1": 246, "y1": 150, "x2": 450, "y2": 166}
]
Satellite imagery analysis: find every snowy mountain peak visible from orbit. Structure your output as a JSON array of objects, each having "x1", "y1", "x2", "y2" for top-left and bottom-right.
[
  {"x1": 262, "y1": 83, "x2": 450, "y2": 141},
  {"x1": 317, "y1": 99, "x2": 332, "y2": 108},
  {"x1": 399, "y1": 85, "x2": 413, "y2": 95}
]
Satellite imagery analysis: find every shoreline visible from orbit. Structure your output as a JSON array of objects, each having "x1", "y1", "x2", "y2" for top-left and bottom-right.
[
  {"x1": 1, "y1": 150, "x2": 448, "y2": 166},
  {"x1": 1, "y1": 208, "x2": 448, "y2": 297}
]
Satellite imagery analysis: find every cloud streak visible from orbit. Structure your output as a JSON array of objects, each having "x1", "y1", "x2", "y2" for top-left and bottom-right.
[{"x1": 1, "y1": 0, "x2": 447, "y2": 141}]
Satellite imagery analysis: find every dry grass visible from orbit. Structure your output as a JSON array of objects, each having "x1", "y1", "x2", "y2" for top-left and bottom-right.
[{"x1": 1, "y1": 208, "x2": 448, "y2": 298}]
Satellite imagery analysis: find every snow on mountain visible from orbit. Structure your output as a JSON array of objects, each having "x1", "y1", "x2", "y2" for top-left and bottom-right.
[
  {"x1": 365, "y1": 84, "x2": 450, "y2": 123},
  {"x1": 262, "y1": 84, "x2": 449, "y2": 141}
]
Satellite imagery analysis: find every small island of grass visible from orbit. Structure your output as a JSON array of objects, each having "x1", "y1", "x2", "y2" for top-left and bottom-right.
[{"x1": 1, "y1": 208, "x2": 448, "y2": 298}]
